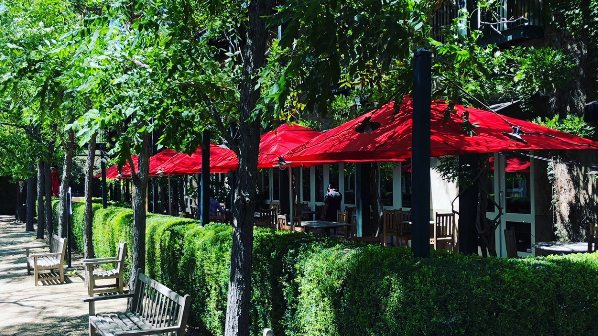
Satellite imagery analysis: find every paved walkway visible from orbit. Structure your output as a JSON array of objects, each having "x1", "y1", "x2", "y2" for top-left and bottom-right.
[{"x1": 0, "y1": 215, "x2": 126, "y2": 336}]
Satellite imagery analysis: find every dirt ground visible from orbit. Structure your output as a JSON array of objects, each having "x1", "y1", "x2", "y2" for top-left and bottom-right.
[{"x1": 0, "y1": 215, "x2": 127, "y2": 336}]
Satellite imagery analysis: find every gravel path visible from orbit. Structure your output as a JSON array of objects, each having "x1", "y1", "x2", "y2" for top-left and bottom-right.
[{"x1": 0, "y1": 215, "x2": 126, "y2": 336}]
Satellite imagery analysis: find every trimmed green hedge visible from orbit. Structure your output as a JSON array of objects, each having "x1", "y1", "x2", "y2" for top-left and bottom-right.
[{"x1": 59, "y1": 204, "x2": 598, "y2": 336}]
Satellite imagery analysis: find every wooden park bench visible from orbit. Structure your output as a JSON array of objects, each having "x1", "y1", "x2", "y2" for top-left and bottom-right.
[
  {"x1": 83, "y1": 270, "x2": 191, "y2": 336},
  {"x1": 26, "y1": 235, "x2": 67, "y2": 286},
  {"x1": 83, "y1": 242, "x2": 127, "y2": 297}
]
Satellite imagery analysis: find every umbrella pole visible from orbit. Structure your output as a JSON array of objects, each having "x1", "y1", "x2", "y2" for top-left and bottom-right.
[
  {"x1": 168, "y1": 176, "x2": 172, "y2": 216},
  {"x1": 289, "y1": 164, "x2": 294, "y2": 230}
]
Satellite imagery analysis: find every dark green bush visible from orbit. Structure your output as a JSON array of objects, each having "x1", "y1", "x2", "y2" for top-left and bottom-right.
[{"x1": 54, "y1": 203, "x2": 598, "y2": 336}]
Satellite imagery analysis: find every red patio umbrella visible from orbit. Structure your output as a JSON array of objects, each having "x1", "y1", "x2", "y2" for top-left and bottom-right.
[
  {"x1": 94, "y1": 156, "x2": 138, "y2": 179},
  {"x1": 285, "y1": 96, "x2": 598, "y2": 163},
  {"x1": 156, "y1": 144, "x2": 238, "y2": 175},
  {"x1": 401, "y1": 157, "x2": 531, "y2": 173},
  {"x1": 258, "y1": 124, "x2": 322, "y2": 168}
]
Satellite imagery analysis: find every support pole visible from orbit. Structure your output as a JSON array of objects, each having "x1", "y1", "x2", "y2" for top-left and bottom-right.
[
  {"x1": 289, "y1": 165, "x2": 294, "y2": 229},
  {"x1": 355, "y1": 162, "x2": 372, "y2": 237},
  {"x1": 411, "y1": 48, "x2": 432, "y2": 258},
  {"x1": 67, "y1": 187, "x2": 72, "y2": 268},
  {"x1": 200, "y1": 131, "x2": 210, "y2": 225},
  {"x1": 101, "y1": 144, "x2": 107, "y2": 209}
]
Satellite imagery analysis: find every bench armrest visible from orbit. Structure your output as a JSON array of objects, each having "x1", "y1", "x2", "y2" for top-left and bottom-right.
[
  {"x1": 82, "y1": 258, "x2": 119, "y2": 265},
  {"x1": 29, "y1": 252, "x2": 62, "y2": 258},
  {"x1": 25, "y1": 245, "x2": 51, "y2": 256},
  {"x1": 82, "y1": 293, "x2": 133, "y2": 303},
  {"x1": 110, "y1": 326, "x2": 181, "y2": 335}
]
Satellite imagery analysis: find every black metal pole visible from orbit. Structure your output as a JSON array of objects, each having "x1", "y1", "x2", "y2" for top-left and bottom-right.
[
  {"x1": 101, "y1": 144, "x2": 108, "y2": 209},
  {"x1": 411, "y1": 48, "x2": 432, "y2": 258},
  {"x1": 67, "y1": 187, "x2": 72, "y2": 268},
  {"x1": 200, "y1": 131, "x2": 210, "y2": 225}
]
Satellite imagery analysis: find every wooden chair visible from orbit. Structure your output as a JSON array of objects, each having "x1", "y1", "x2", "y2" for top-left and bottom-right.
[
  {"x1": 26, "y1": 235, "x2": 67, "y2": 286},
  {"x1": 382, "y1": 209, "x2": 398, "y2": 246},
  {"x1": 315, "y1": 205, "x2": 325, "y2": 220},
  {"x1": 431, "y1": 212, "x2": 456, "y2": 251},
  {"x1": 505, "y1": 228, "x2": 518, "y2": 258},
  {"x1": 278, "y1": 215, "x2": 292, "y2": 231},
  {"x1": 395, "y1": 210, "x2": 412, "y2": 247},
  {"x1": 256, "y1": 208, "x2": 277, "y2": 228},
  {"x1": 334, "y1": 210, "x2": 350, "y2": 238},
  {"x1": 588, "y1": 224, "x2": 598, "y2": 252},
  {"x1": 83, "y1": 242, "x2": 127, "y2": 297}
]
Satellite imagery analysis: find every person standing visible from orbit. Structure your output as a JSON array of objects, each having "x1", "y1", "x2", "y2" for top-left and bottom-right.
[{"x1": 322, "y1": 184, "x2": 342, "y2": 222}]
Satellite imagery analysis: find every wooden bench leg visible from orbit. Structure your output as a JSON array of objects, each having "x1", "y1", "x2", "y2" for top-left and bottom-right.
[
  {"x1": 89, "y1": 320, "x2": 96, "y2": 336},
  {"x1": 34, "y1": 266, "x2": 39, "y2": 286},
  {"x1": 60, "y1": 265, "x2": 65, "y2": 284}
]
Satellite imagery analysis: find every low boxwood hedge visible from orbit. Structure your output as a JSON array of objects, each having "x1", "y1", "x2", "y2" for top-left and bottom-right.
[{"x1": 57, "y1": 204, "x2": 598, "y2": 336}]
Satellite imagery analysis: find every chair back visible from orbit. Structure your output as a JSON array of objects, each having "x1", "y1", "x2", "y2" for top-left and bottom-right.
[
  {"x1": 504, "y1": 228, "x2": 518, "y2": 258},
  {"x1": 383, "y1": 209, "x2": 398, "y2": 233},
  {"x1": 115, "y1": 242, "x2": 127, "y2": 273},
  {"x1": 435, "y1": 213, "x2": 456, "y2": 239},
  {"x1": 278, "y1": 215, "x2": 291, "y2": 231},
  {"x1": 256, "y1": 208, "x2": 276, "y2": 228},
  {"x1": 395, "y1": 210, "x2": 412, "y2": 234},
  {"x1": 315, "y1": 205, "x2": 325, "y2": 220}
]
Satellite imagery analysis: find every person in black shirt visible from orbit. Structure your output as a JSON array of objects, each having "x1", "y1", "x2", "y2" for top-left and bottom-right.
[{"x1": 322, "y1": 184, "x2": 342, "y2": 222}]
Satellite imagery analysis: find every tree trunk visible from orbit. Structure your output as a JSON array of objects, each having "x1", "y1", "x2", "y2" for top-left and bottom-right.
[
  {"x1": 129, "y1": 134, "x2": 151, "y2": 299},
  {"x1": 36, "y1": 161, "x2": 45, "y2": 239},
  {"x1": 224, "y1": 1, "x2": 272, "y2": 335},
  {"x1": 44, "y1": 162, "x2": 53, "y2": 240},
  {"x1": 84, "y1": 133, "x2": 97, "y2": 259},
  {"x1": 26, "y1": 170, "x2": 35, "y2": 232},
  {"x1": 58, "y1": 129, "x2": 75, "y2": 238}
]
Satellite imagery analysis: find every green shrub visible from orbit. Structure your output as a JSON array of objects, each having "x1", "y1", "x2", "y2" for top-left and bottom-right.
[{"x1": 54, "y1": 203, "x2": 598, "y2": 336}]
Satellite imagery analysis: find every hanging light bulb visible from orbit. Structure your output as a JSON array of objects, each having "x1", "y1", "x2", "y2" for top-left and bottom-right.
[
  {"x1": 503, "y1": 126, "x2": 527, "y2": 144},
  {"x1": 355, "y1": 116, "x2": 381, "y2": 134}
]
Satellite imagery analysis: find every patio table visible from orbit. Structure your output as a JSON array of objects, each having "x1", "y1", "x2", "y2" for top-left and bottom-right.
[
  {"x1": 532, "y1": 241, "x2": 589, "y2": 256},
  {"x1": 303, "y1": 220, "x2": 352, "y2": 236}
]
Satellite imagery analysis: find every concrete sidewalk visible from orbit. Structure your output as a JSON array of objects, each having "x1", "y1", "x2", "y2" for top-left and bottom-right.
[{"x1": 0, "y1": 215, "x2": 126, "y2": 336}]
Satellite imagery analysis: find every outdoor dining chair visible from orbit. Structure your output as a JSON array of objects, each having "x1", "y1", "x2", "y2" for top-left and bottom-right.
[
  {"x1": 278, "y1": 215, "x2": 291, "y2": 231},
  {"x1": 430, "y1": 212, "x2": 456, "y2": 251},
  {"x1": 588, "y1": 224, "x2": 598, "y2": 252}
]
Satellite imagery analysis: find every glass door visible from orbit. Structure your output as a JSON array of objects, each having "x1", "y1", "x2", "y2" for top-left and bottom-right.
[{"x1": 494, "y1": 153, "x2": 535, "y2": 257}]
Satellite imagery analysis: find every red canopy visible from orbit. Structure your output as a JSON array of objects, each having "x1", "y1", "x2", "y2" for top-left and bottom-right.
[
  {"x1": 286, "y1": 97, "x2": 598, "y2": 163},
  {"x1": 147, "y1": 149, "x2": 179, "y2": 176},
  {"x1": 95, "y1": 156, "x2": 138, "y2": 179},
  {"x1": 156, "y1": 144, "x2": 238, "y2": 175},
  {"x1": 258, "y1": 124, "x2": 322, "y2": 168}
]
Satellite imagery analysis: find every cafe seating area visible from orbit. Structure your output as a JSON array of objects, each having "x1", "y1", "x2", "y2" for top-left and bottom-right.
[{"x1": 249, "y1": 201, "x2": 458, "y2": 252}]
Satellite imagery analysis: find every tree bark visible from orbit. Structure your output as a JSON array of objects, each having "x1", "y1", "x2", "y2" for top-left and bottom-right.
[
  {"x1": 129, "y1": 134, "x2": 151, "y2": 300},
  {"x1": 58, "y1": 129, "x2": 75, "y2": 238},
  {"x1": 26, "y1": 170, "x2": 35, "y2": 232},
  {"x1": 84, "y1": 133, "x2": 97, "y2": 259},
  {"x1": 44, "y1": 162, "x2": 53, "y2": 240},
  {"x1": 36, "y1": 161, "x2": 45, "y2": 239},
  {"x1": 224, "y1": 1, "x2": 272, "y2": 335}
]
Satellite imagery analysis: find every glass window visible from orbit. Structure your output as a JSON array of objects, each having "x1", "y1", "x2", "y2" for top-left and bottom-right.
[
  {"x1": 401, "y1": 161, "x2": 412, "y2": 208},
  {"x1": 272, "y1": 169, "x2": 280, "y2": 201},
  {"x1": 302, "y1": 167, "x2": 311, "y2": 202},
  {"x1": 344, "y1": 163, "x2": 355, "y2": 205},
  {"x1": 315, "y1": 165, "x2": 324, "y2": 202},
  {"x1": 505, "y1": 155, "x2": 531, "y2": 214},
  {"x1": 485, "y1": 155, "x2": 496, "y2": 213},
  {"x1": 506, "y1": 221, "x2": 532, "y2": 253},
  {"x1": 329, "y1": 164, "x2": 339, "y2": 192},
  {"x1": 262, "y1": 170, "x2": 270, "y2": 200},
  {"x1": 380, "y1": 163, "x2": 394, "y2": 206}
]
